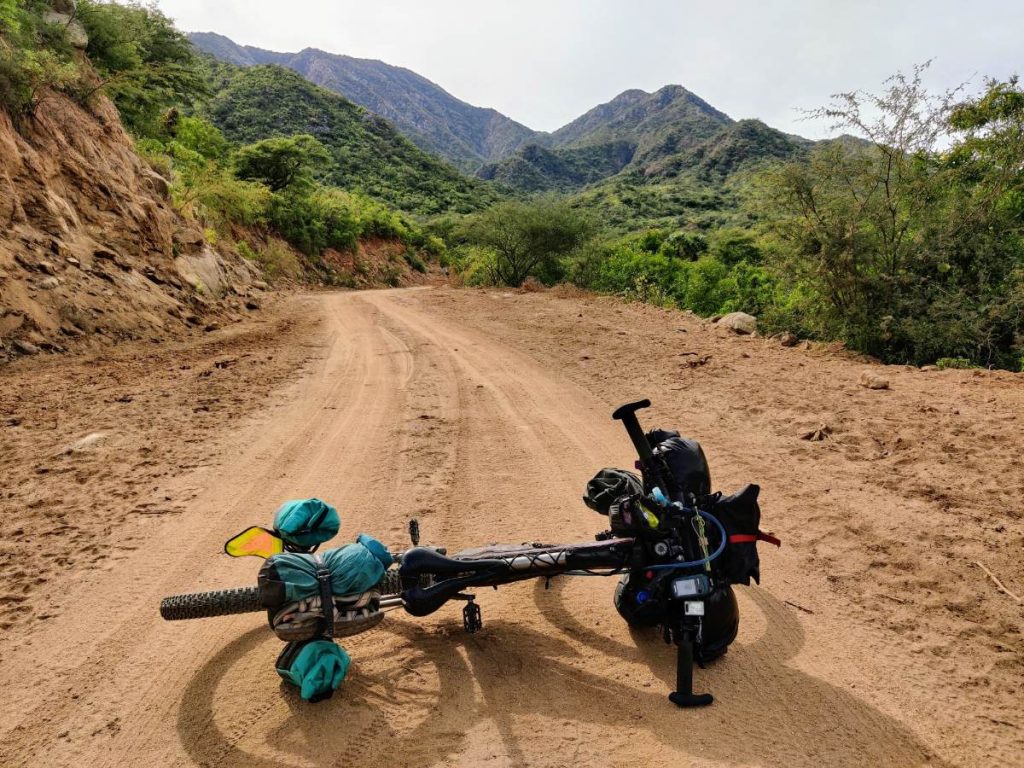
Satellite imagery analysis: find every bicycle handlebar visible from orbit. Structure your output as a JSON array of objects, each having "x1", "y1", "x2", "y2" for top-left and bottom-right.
[{"x1": 612, "y1": 399, "x2": 655, "y2": 465}]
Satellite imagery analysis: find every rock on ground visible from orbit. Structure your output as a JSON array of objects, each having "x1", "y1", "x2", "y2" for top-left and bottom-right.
[
  {"x1": 859, "y1": 370, "x2": 891, "y2": 390},
  {"x1": 717, "y1": 311, "x2": 757, "y2": 334}
]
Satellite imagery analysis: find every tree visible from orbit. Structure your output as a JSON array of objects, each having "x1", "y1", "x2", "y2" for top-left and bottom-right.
[
  {"x1": 758, "y1": 65, "x2": 953, "y2": 351},
  {"x1": 463, "y1": 198, "x2": 597, "y2": 286},
  {"x1": 232, "y1": 134, "x2": 331, "y2": 192},
  {"x1": 758, "y1": 67, "x2": 1024, "y2": 368},
  {"x1": 663, "y1": 231, "x2": 708, "y2": 260},
  {"x1": 0, "y1": 1, "x2": 80, "y2": 117},
  {"x1": 77, "y1": 0, "x2": 206, "y2": 136}
]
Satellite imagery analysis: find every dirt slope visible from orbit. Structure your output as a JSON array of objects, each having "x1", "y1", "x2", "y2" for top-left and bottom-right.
[
  {"x1": 0, "y1": 287, "x2": 1020, "y2": 767},
  {"x1": 0, "y1": 91, "x2": 272, "y2": 359}
]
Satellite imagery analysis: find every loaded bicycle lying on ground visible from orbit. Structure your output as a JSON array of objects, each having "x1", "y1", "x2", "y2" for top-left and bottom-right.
[{"x1": 161, "y1": 399, "x2": 779, "y2": 707}]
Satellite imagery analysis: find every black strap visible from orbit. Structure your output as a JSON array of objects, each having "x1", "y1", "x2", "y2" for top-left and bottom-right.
[{"x1": 313, "y1": 553, "x2": 334, "y2": 637}]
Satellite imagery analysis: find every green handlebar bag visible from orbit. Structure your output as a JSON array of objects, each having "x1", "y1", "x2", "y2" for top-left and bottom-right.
[
  {"x1": 273, "y1": 499, "x2": 340, "y2": 549},
  {"x1": 276, "y1": 638, "x2": 350, "y2": 702}
]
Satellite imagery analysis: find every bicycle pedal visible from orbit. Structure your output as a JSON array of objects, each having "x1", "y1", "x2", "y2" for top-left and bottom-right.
[{"x1": 463, "y1": 600, "x2": 483, "y2": 633}]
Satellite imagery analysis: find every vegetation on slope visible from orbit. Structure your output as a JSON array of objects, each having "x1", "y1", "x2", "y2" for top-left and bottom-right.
[
  {"x1": 189, "y1": 32, "x2": 538, "y2": 173},
  {"x1": 450, "y1": 68, "x2": 1024, "y2": 370},
  {"x1": 202, "y1": 61, "x2": 496, "y2": 215},
  {"x1": 477, "y1": 141, "x2": 635, "y2": 193},
  {"x1": 1, "y1": 1, "x2": 445, "y2": 289}
]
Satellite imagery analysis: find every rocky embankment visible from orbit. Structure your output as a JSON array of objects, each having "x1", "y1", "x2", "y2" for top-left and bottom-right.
[{"x1": 0, "y1": 83, "x2": 268, "y2": 361}]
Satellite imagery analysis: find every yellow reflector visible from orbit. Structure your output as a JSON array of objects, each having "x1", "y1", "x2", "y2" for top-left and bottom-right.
[{"x1": 224, "y1": 526, "x2": 284, "y2": 559}]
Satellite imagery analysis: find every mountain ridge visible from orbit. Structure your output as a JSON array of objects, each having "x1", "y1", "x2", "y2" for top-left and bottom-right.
[
  {"x1": 190, "y1": 32, "x2": 814, "y2": 212},
  {"x1": 189, "y1": 32, "x2": 538, "y2": 172}
]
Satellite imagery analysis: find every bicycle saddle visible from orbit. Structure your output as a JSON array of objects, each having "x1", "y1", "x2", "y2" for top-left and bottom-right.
[
  {"x1": 399, "y1": 546, "x2": 505, "y2": 577},
  {"x1": 400, "y1": 547, "x2": 508, "y2": 617}
]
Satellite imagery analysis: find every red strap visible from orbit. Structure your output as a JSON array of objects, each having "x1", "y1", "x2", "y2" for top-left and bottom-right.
[
  {"x1": 728, "y1": 534, "x2": 758, "y2": 544},
  {"x1": 728, "y1": 531, "x2": 781, "y2": 547}
]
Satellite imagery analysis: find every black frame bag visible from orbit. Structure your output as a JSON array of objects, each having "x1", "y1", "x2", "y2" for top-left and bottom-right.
[{"x1": 709, "y1": 484, "x2": 779, "y2": 585}]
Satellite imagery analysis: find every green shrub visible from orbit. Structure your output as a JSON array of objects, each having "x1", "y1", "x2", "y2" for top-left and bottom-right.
[
  {"x1": 233, "y1": 134, "x2": 331, "y2": 192},
  {"x1": 170, "y1": 115, "x2": 229, "y2": 160},
  {"x1": 448, "y1": 244, "x2": 497, "y2": 286},
  {"x1": 77, "y1": 0, "x2": 206, "y2": 136},
  {"x1": 935, "y1": 357, "x2": 977, "y2": 370},
  {"x1": 0, "y1": 2, "x2": 80, "y2": 117},
  {"x1": 134, "y1": 137, "x2": 173, "y2": 177},
  {"x1": 268, "y1": 187, "x2": 359, "y2": 256},
  {"x1": 422, "y1": 234, "x2": 446, "y2": 258},
  {"x1": 240, "y1": 239, "x2": 302, "y2": 281},
  {"x1": 403, "y1": 250, "x2": 427, "y2": 273}
]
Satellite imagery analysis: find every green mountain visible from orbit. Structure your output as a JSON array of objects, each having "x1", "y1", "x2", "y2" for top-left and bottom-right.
[
  {"x1": 571, "y1": 119, "x2": 811, "y2": 231},
  {"x1": 643, "y1": 119, "x2": 811, "y2": 181},
  {"x1": 190, "y1": 32, "x2": 538, "y2": 172},
  {"x1": 549, "y1": 85, "x2": 730, "y2": 151},
  {"x1": 477, "y1": 140, "x2": 635, "y2": 193},
  {"x1": 201, "y1": 61, "x2": 497, "y2": 215},
  {"x1": 475, "y1": 85, "x2": 781, "y2": 195},
  {"x1": 193, "y1": 34, "x2": 811, "y2": 229}
]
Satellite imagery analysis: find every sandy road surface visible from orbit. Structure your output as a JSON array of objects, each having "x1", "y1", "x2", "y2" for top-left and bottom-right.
[{"x1": 1, "y1": 287, "x2": 1021, "y2": 767}]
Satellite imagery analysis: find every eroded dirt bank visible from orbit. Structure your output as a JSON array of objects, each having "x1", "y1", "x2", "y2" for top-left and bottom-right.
[{"x1": 0, "y1": 287, "x2": 1020, "y2": 767}]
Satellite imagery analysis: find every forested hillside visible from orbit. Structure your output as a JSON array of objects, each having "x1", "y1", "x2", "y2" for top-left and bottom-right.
[
  {"x1": 189, "y1": 32, "x2": 538, "y2": 172},
  {"x1": 202, "y1": 61, "x2": 496, "y2": 214}
]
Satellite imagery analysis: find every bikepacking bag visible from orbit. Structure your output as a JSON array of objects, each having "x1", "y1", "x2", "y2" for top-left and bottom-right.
[
  {"x1": 273, "y1": 498, "x2": 340, "y2": 549},
  {"x1": 259, "y1": 534, "x2": 392, "y2": 638},
  {"x1": 584, "y1": 468, "x2": 643, "y2": 515},
  {"x1": 708, "y1": 484, "x2": 780, "y2": 585},
  {"x1": 646, "y1": 430, "x2": 712, "y2": 497},
  {"x1": 276, "y1": 638, "x2": 351, "y2": 702}
]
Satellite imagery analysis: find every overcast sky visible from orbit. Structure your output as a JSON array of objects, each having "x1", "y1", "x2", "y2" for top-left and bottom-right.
[{"x1": 154, "y1": 0, "x2": 1021, "y2": 138}]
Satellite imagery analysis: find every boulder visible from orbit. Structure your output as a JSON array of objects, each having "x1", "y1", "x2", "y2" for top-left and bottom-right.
[
  {"x1": 42, "y1": 11, "x2": 88, "y2": 49},
  {"x1": 858, "y1": 371, "x2": 890, "y2": 390},
  {"x1": 779, "y1": 332, "x2": 798, "y2": 347},
  {"x1": 140, "y1": 168, "x2": 171, "y2": 198},
  {"x1": 173, "y1": 227, "x2": 206, "y2": 247},
  {"x1": 717, "y1": 312, "x2": 757, "y2": 335},
  {"x1": 175, "y1": 248, "x2": 231, "y2": 298}
]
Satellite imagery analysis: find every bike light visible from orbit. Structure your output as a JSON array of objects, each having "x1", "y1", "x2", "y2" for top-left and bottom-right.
[
  {"x1": 671, "y1": 574, "x2": 711, "y2": 599},
  {"x1": 636, "y1": 589, "x2": 650, "y2": 604}
]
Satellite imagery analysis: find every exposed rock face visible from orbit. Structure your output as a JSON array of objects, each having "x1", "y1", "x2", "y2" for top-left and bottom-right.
[
  {"x1": 43, "y1": 11, "x2": 89, "y2": 49},
  {"x1": 0, "y1": 92, "x2": 256, "y2": 359}
]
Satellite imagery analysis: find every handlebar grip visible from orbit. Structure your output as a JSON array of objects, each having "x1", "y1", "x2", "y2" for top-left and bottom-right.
[
  {"x1": 612, "y1": 399, "x2": 651, "y2": 421},
  {"x1": 612, "y1": 399, "x2": 656, "y2": 466}
]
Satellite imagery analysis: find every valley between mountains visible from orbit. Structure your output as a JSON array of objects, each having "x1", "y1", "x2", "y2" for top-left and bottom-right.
[{"x1": 1, "y1": 287, "x2": 1021, "y2": 767}]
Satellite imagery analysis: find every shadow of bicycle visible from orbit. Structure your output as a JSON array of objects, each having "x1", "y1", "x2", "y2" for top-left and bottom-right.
[
  {"x1": 178, "y1": 583, "x2": 947, "y2": 768},
  {"x1": 527, "y1": 576, "x2": 947, "y2": 767}
]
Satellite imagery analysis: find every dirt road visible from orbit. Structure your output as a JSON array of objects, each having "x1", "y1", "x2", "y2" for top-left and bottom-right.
[{"x1": 1, "y1": 288, "x2": 1021, "y2": 767}]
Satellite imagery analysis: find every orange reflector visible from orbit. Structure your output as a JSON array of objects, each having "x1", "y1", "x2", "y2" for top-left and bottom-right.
[{"x1": 224, "y1": 526, "x2": 284, "y2": 559}]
